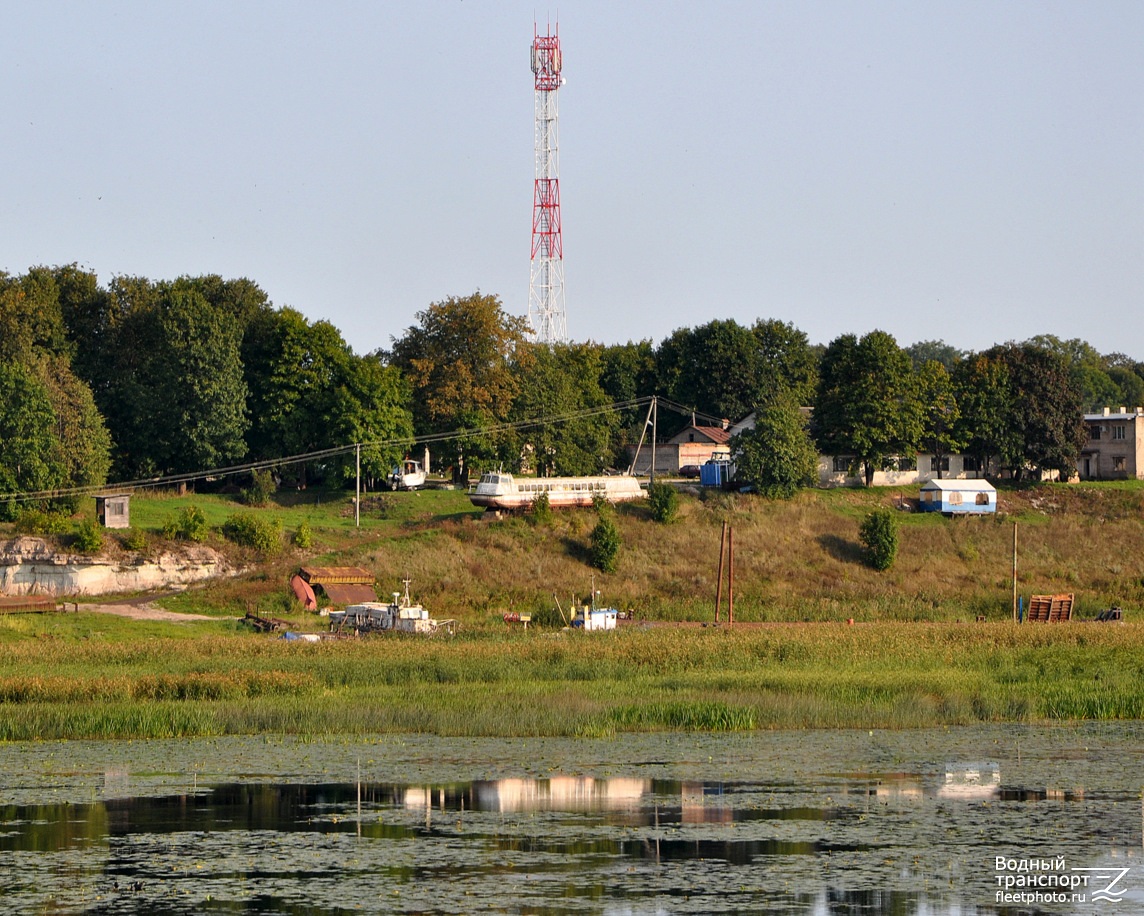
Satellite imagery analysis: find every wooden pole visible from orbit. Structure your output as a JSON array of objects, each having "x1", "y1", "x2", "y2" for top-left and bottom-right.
[
  {"x1": 714, "y1": 520, "x2": 727, "y2": 623},
  {"x1": 728, "y1": 524, "x2": 734, "y2": 626},
  {"x1": 355, "y1": 443, "x2": 361, "y2": 528},
  {"x1": 650, "y1": 396, "x2": 658, "y2": 485},
  {"x1": 1012, "y1": 520, "x2": 1018, "y2": 622}
]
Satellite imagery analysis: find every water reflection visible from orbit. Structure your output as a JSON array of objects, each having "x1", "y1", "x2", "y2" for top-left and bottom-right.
[{"x1": 0, "y1": 727, "x2": 1142, "y2": 914}]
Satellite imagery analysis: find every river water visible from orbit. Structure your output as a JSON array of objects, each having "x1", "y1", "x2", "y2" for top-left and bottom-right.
[{"x1": 1, "y1": 724, "x2": 1142, "y2": 914}]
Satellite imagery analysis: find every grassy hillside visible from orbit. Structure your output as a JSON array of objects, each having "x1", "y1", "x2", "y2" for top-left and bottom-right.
[
  {"x1": 2, "y1": 481, "x2": 1143, "y2": 738},
  {"x1": 96, "y1": 479, "x2": 1144, "y2": 626}
]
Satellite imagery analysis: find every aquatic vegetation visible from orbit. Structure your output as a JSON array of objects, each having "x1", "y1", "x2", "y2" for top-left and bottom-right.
[{"x1": 1, "y1": 621, "x2": 1143, "y2": 739}]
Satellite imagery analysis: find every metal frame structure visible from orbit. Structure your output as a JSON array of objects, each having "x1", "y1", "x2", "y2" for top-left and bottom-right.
[{"x1": 528, "y1": 25, "x2": 567, "y2": 343}]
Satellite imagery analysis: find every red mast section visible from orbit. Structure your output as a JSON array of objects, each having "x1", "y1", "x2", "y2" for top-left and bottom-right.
[{"x1": 528, "y1": 24, "x2": 567, "y2": 343}]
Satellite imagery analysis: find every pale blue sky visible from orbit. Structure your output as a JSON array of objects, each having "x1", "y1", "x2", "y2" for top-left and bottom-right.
[{"x1": 2, "y1": 1, "x2": 1141, "y2": 357}]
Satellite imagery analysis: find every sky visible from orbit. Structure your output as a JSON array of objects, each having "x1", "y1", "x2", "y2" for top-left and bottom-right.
[{"x1": 2, "y1": 1, "x2": 1141, "y2": 358}]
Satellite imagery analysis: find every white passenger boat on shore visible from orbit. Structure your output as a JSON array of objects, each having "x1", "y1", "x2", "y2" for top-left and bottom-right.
[{"x1": 469, "y1": 472, "x2": 645, "y2": 511}]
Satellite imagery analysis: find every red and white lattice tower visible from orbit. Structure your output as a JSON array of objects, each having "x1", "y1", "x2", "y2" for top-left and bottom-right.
[{"x1": 528, "y1": 24, "x2": 567, "y2": 343}]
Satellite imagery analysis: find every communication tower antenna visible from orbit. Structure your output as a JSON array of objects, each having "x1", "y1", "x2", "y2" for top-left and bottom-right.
[{"x1": 528, "y1": 23, "x2": 567, "y2": 343}]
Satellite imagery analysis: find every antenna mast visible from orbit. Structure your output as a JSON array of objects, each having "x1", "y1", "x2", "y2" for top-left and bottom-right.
[{"x1": 528, "y1": 23, "x2": 567, "y2": 343}]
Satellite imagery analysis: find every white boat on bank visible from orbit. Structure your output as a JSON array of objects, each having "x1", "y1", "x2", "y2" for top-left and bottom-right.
[
  {"x1": 387, "y1": 459, "x2": 427, "y2": 491},
  {"x1": 469, "y1": 472, "x2": 644, "y2": 511}
]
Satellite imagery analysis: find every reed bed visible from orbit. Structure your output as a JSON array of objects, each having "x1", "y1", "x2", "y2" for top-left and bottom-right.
[{"x1": 2, "y1": 622, "x2": 1143, "y2": 740}]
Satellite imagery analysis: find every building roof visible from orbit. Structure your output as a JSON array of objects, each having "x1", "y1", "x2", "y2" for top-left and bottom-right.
[
  {"x1": 667, "y1": 425, "x2": 731, "y2": 445},
  {"x1": 920, "y1": 479, "x2": 996, "y2": 493},
  {"x1": 299, "y1": 566, "x2": 374, "y2": 585},
  {"x1": 1084, "y1": 410, "x2": 1144, "y2": 421},
  {"x1": 321, "y1": 583, "x2": 379, "y2": 605}
]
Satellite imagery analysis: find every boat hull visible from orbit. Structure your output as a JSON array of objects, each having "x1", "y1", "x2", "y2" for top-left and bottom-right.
[{"x1": 470, "y1": 473, "x2": 645, "y2": 510}]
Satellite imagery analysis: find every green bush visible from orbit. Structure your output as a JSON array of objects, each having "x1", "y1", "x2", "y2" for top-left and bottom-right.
[
  {"x1": 162, "y1": 505, "x2": 209, "y2": 542},
  {"x1": 529, "y1": 491, "x2": 552, "y2": 525},
  {"x1": 240, "y1": 469, "x2": 277, "y2": 507},
  {"x1": 859, "y1": 508, "x2": 899, "y2": 571},
  {"x1": 223, "y1": 512, "x2": 282, "y2": 553},
  {"x1": 293, "y1": 520, "x2": 313, "y2": 549},
  {"x1": 72, "y1": 519, "x2": 104, "y2": 554},
  {"x1": 123, "y1": 527, "x2": 148, "y2": 551},
  {"x1": 590, "y1": 515, "x2": 621, "y2": 574},
  {"x1": 647, "y1": 482, "x2": 678, "y2": 523},
  {"x1": 14, "y1": 508, "x2": 70, "y2": 536}
]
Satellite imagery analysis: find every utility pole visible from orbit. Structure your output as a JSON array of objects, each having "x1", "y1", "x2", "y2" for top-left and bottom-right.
[
  {"x1": 1011, "y1": 521, "x2": 1017, "y2": 622},
  {"x1": 355, "y1": 443, "x2": 361, "y2": 528},
  {"x1": 650, "y1": 396, "x2": 657, "y2": 485}
]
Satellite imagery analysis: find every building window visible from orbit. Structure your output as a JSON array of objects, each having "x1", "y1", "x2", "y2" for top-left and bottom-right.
[
  {"x1": 1114, "y1": 456, "x2": 1127, "y2": 472},
  {"x1": 832, "y1": 456, "x2": 853, "y2": 474},
  {"x1": 929, "y1": 456, "x2": 949, "y2": 472},
  {"x1": 949, "y1": 491, "x2": 963, "y2": 505},
  {"x1": 1113, "y1": 425, "x2": 1126, "y2": 440},
  {"x1": 976, "y1": 492, "x2": 989, "y2": 505},
  {"x1": 963, "y1": 456, "x2": 979, "y2": 472},
  {"x1": 1089, "y1": 425, "x2": 1102, "y2": 440}
]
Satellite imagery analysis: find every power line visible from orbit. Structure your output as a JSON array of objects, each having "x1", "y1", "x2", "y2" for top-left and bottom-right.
[{"x1": 0, "y1": 397, "x2": 658, "y2": 505}]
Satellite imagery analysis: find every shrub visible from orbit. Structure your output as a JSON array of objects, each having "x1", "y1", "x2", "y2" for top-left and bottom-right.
[
  {"x1": 529, "y1": 491, "x2": 552, "y2": 525},
  {"x1": 293, "y1": 520, "x2": 313, "y2": 549},
  {"x1": 223, "y1": 512, "x2": 282, "y2": 553},
  {"x1": 162, "y1": 505, "x2": 209, "y2": 542},
  {"x1": 240, "y1": 469, "x2": 277, "y2": 507},
  {"x1": 72, "y1": 519, "x2": 104, "y2": 554},
  {"x1": 123, "y1": 527, "x2": 148, "y2": 551},
  {"x1": 647, "y1": 482, "x2": 678, "y2": 523},
  {"x1": 14, "y1": 508, "x2": 70, "y2": 536},
  {"x1": 590, "y1": 515, "x2": 621, "y2": 574},
  {"x1": 591, "y1": 492, "x2": 612, "y2": 515},
  {"x1": 859, "y1": 508, "x2": 898, "y2": 571}
]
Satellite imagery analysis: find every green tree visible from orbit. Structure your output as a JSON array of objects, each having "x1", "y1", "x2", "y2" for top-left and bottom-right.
[
  {"x1": 243, "y1": 308, "x2": 351, "y2": 464},
  {"x1": 732, "y1": 396, "x2": 818, "y2": 498},
  {"x1": 145, "y1": 287, "x2": 249, "y2": 474},
  {"x1": 813, "y1": 331, "x2": 923, "y2": 486},
  {"x1": 599, "y1": 340, "x2": 658, "y2": 467},
  {"x1": 65, "y1": 276, "x2": 249, "y2": 478},
  {"x1": 35, "y1": 356, "x2": 112, "y2": 508},
  {"x1": 656, "y1": 319, "x2": 761, "y2": 425},
  {"x1": 647, "y1": 481, "x2": 679, "y2": 523},
  {"x1": 916, "y1": 360, "x2": 963, "y2": 479},
  {"x1": 590, "y1": 514, "x2": 621, "y2": 574},
  {"x1": 1108, "y1": 365, "x2": 1144, "y2": 411},
  {"x1": 986, "y1": 342, "x2": 1086, "y2": 478},
  {"x1": 953, "y1": 353, "x2": 1015, "y2": 477},
  {"x1": 331, "y1": 355, "x2": 415, "y2": 487},
  {"x1": 0, "y1": 267, "x2": 71, "y2": 364},
  {"x1": 0, "y1": 363, "x2": 60, "y2": 507},
  {"x1": 389, "y1": 292, "x2": 529, "y2": 483},
  {"x1": 1026, "y1": 335, "x2": 1119, "y2": 412},
  {"x1": 904, "y1": 339, "x2": 965, "y2": 371},
  {"x1": 859, "y1": 508, "x2": 898, "y2": 571},
  {"x1": 750, "y1": 318, "x2": 818, "y2": 407},
  {"x1": 508, "y1": 342, "x2": 616, "y2": 476}
]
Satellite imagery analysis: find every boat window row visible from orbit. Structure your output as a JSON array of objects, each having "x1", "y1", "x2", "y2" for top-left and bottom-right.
[{"x1": 517, "y1": 480, "x2": 608, "y2": 493}]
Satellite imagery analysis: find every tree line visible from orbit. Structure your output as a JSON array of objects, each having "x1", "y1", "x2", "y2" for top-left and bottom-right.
[{"x1": 2, "y1": 266, "x2": 1141, "y2": 512}]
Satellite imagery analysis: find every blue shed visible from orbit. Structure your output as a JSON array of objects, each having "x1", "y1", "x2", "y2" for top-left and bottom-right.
[
  {"x1": 919, "y1": 479, "x2": 996, "y2": 514},
  {"x1": 700, "y1": 459, "x2": 732, "y2": 488}
]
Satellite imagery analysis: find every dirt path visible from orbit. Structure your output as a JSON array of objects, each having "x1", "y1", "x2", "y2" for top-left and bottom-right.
[{"x1": 73, "y1": 599, "x2": 219, "y2": 622}]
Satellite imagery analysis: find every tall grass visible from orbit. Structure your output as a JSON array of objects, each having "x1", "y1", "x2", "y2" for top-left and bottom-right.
[{"x1": 2, "y1": 622, "x2": 1144, "y2": 739}]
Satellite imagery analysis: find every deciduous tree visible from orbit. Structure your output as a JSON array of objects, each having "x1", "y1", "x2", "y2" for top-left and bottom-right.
[
  {"x1": 813, "y1": 331, "x2": 922, "y2": 486},
  {"x1": 389, "y1": 292, "x2": 529, "y2": 482},
  {"x1": 731, "y1": 395, "x2": 818, "y2": 498}
]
